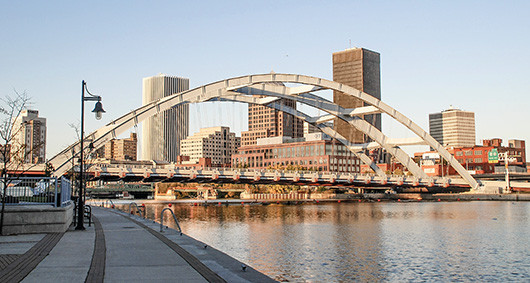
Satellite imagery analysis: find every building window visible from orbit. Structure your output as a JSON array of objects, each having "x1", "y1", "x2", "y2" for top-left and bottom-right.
[
  {"x1": 474, "y1": 150, "x2": 482, "y2": 155},
  {"x1": 465, "y1": 150, "x2": 473, "y2": 156},
  {"x1": 475, "y1": 158, "x2": 482, "y2": 163},
  {"x1": 456, "y1": 151, "x2": 463, "y2": 156}
]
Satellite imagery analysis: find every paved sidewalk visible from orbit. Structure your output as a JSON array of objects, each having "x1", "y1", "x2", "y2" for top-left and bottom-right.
[
  {"x1": 95, "y1": 208, "x2": 207, "y2": 282},
  {"x1": 0, "y1": 207, "x2": 275, "y2": 282}
]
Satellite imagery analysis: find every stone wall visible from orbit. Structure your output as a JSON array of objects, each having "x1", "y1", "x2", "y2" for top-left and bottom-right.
[{"x1": 2, "y1": 203, "x2": 73, "y2": 235}]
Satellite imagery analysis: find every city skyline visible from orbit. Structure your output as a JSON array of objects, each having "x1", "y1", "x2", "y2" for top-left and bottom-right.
[{"x1": 1, "y1": 1, "x2": 529, "y2": 159}]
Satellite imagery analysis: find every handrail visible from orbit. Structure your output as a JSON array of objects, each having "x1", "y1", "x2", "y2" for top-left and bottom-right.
[
  {"x1": 103, "y1": 199, "x2": 115, "y2": 208},
  {"x1": 160, "y1": 207, "x2": 182, "y2": 235},
  {"x1": 128, "y1": 202, "x2": 144, "y2": 218},
  {"x1": 84, "y1": 205, "x2": 92, "y2": 227}
]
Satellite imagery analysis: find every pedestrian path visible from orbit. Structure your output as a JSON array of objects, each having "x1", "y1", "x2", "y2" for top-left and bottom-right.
[{"x1": 0, "y1": 207, "x2": 275, "y2": 282}]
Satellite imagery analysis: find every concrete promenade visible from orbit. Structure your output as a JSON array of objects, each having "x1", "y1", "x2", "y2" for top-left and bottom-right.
[{"x1": 0, "y1": 207, "x2": 275, "y2": 282}]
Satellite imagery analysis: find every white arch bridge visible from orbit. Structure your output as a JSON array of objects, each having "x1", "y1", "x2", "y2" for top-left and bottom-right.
[{"x1": 49, "y1": 73, "x2": 513, "y2": 192}]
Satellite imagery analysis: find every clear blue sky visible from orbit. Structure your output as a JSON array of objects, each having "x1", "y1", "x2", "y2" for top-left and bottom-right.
[{"x1": 1, "y1": 1, "x2": 529, "y2": 159}]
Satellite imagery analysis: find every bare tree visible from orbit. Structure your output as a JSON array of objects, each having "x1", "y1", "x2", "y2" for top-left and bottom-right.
[
  {"x1": 67, "y1": 121, "x2": 101, "y2": 207},
  {"x1": 0, "y1": 90, "x2": 44, "y2": 234}
]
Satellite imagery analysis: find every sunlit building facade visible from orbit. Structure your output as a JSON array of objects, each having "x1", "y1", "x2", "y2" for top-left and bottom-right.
[
  {"x1": 141, "y1": 74, "x2": 189, "y2": 162},
  {"x1": 232, "y1": 133, "x2": 361, "y2": 173},
  {"x1": 333, "y1": 48, "x2": 381, "y2": 143},
  {"x1": 429, "y1": 108, "x2": 475, "y2": 148},
  {"x1": 180, "y1": 126, "x2": 240, "y2": 166},
  {"x1": 12, "y1": 109, "x2": 46, "y2": 164}
]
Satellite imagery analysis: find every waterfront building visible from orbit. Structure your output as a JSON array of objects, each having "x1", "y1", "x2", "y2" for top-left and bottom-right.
[
  {"x1": 429, "y1": 108, "x2": 476, "y2": 148},
  {"x1": 12, "y1": 109, "x2": 46, "y2": 164},
  {"x1": 416, "y1": 138, "x2": 526, "y2": 176},
  {"x1": 180, "y1": 126, "x2": 240, "y2": 166},
  {"x1": 232, "y1": 133, "x2": 361, "y2": 173},
  {"x1": 332, "y1": 48, "x2": 381, "y2": 143},
  {"x1": 241, "y1": 82, "x2": 303, "y2": 146},
  {"x1": 141, "y1": 74, "x2": 189, "y2": 162}
]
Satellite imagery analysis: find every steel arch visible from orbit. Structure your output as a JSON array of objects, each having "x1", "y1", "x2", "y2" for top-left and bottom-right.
[{"x1": 49, "y1": 73, "x2": 479, "y2": 189}]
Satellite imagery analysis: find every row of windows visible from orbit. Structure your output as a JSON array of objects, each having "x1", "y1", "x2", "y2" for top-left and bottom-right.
[
  {"x1": 457, "y1": 158, "x2": 483, "y2": 163},
  {"x1": 455, "y1": 150, "x2": 483, "y2": 156}
]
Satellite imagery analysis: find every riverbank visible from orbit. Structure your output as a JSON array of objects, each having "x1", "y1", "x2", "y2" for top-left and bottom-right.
[
  {"x1": 92, "y1": 192, "x2": 529, "y2": 206},
  {"x1": 0, "y1": 207, "x2": 274, "y2": 282}
]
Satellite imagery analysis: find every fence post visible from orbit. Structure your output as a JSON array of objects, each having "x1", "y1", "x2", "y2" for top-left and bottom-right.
[{"x1": 54, "y1": 177, "x2": 58, "y2": 207}]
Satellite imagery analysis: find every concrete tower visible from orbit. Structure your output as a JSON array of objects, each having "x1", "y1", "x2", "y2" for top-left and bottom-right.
[
  {"x1": 141, "y1": 74, "x2": 189, "y2": 162},
  {"x1": 332, "y1": 48, "x2": 381, "y2": 143},
  {"x1": 12, "y1": 109, "x2": 46, "y2": 164},
  {"x1": 429, "y1": 108, "x2": 476, "y2": 148}
]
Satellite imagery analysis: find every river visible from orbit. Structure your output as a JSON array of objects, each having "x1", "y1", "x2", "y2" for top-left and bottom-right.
[{"x1": 116, "y1": 201, "x2": 529, "y2": 282}]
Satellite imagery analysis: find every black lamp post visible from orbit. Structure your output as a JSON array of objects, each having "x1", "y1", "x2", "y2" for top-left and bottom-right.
[{"x1": 76, "y1": 80, "x2": 105, "y2": 230}]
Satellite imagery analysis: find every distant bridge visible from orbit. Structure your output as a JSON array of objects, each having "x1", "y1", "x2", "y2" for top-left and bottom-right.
[{"x1": 89, "y1": 165, "x2": 467, "y2": 188}]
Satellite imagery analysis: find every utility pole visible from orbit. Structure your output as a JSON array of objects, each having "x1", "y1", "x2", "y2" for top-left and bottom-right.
[{"x1": 499, "y1": 152, "x2": 516, "y2": 194}]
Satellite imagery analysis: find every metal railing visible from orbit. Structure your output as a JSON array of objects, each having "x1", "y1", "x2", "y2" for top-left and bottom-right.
[
  {"x1": 102, "y1": 199, "x2": 115, "y2": 208},
  {"x1": 160, "y1": 207, "x2": 182, "y2": 235},
  {"x1": 128, "y1": 202, "x2": 144, "y2": 218},
  {"x1": 59, "y1": 177, "x2": 72, "y2": 206},
  {"x1": 84, "y1": 205, "x2": 92, "y2": 227},
  {"x1": 0, "y1": 176, "x2": 72, "y2": 207},
  {"x1": 73, "y1": 201, "x2": 92, "y2": 227}
]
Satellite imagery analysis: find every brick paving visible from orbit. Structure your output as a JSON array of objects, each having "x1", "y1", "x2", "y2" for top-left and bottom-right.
[
  {"x1": 85, "y1": 216, "x2": 105, "y2": 283},
  {"x1": 0, "y1": 233, "x2": 63, "y2": 282},
  {"x1": 0, "y1": 254, "x2": 20, "y2": 269}
]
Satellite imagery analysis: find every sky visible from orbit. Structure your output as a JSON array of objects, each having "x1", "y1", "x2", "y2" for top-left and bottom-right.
[{"x1": 1, "y1": 1, "x2": 529, "y2": 159}]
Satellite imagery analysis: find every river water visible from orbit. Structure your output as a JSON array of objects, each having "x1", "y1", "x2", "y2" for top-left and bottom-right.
[{"x1": 117, "y1": 201, "x2": 529, "y2": 282}]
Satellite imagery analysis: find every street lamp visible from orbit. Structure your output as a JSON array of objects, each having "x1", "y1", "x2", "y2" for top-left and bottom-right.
[{"x1": 76, "y1": 80, "x2": 105, "y2": 230}]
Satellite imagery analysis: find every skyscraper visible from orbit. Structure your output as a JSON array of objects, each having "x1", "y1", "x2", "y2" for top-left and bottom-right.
[
  {"x1": 332, "y1": 48, "x2": 381, "y2": 143},
  {"x1": 12, "y1": 109, "x2": 46, "y2": 164},
  {"x1": 241, "y1": 82, "x2": 304, "y2": 146},
  {"x1": 429, "y1": 108, "x2": 476, "y2": 148},
  {"x1": 141, "y1": 74, "x2": 189, "y2": 162}
]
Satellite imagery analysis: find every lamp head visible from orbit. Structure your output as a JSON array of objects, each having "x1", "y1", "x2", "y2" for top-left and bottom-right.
[{"x1": 92, "y1": 101, "x2": 105, "y2": 120}]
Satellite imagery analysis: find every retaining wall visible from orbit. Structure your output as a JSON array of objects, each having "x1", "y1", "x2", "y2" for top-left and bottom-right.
[{"x1": 1, "y1": 203, "x2": 74, "y2": 235}]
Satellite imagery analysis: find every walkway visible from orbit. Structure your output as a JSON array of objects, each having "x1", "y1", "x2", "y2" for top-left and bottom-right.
[{"x1": 0, "y1": 207, "x2": 274, "y2": 282}]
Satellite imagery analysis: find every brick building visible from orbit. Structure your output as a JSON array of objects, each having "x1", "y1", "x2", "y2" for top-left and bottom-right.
[
  {"x1": 94, "y1": 133, "x2": 138, "y2": 161},
  {"x1": 232, "y1": 133, "x2": 361, "y2": 173},
  {"x1": 241, "y1": 82, "x2": 303, "y2": 146},
  {"x1": 417, "y1": 138, "x2": 526, "y2": 176}
]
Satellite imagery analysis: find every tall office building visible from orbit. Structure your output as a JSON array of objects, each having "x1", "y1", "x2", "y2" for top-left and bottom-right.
[
  {"x1": 332, "y1": 48, "x2": 381, "y2": 143},
  {"x1": 241, "y1": 82, "x2": 304, "y2": 146},
  {"x1": 142, "y1": 74, "x2": 189, "y2": 162},
  {"x1": 429, "y1": 108, "x2": 475, "y2": 148},
  {"x1": 12, "y1": 109, "x2": 46, "y2": 164}
]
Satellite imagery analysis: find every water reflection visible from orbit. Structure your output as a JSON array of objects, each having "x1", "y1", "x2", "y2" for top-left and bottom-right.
[{"x1": 117, "y1": 202, "x2": 529, "y2": 282}]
